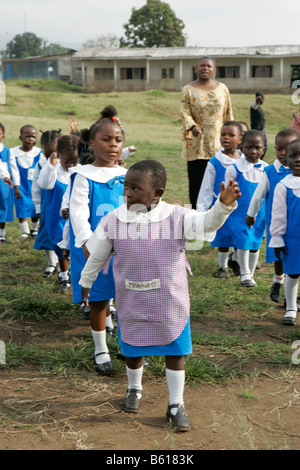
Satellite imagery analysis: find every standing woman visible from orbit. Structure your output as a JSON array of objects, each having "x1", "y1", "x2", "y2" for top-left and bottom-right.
[{"x1": 180, "y1": 56, "x2": 234, "y2": 209}]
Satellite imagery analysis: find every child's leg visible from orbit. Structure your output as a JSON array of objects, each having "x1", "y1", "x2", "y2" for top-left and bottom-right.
[
  {"x1": 249, "y1": 250, "x2": 260, "y2": 279},
  {"x1": 0, "y1": 222, "x2": 6, "y2": 243},
  {"x1": 91, "y1": 299, "x2": 114, "y2": 374},
  {"x1": 30, "y1": 217, "x2": 39, "y2": 237},
  {"x1": 165, "y1": 355, "x2": 190, "y2": 431},
  {"x1": 105, "y1": 302, "x2": 114, "y2": 336},
  {"x1": 237, "y1": 249, "x2": 255, "y2": 286},
  {"x1": 123, "y1": 356, "x2": 144, "y2": 413},
  {"x1": 43, "y1": 250, "x2": 58, "y2": 278},
  {"x1": 270, "y1": 260, "x2": 284, "y2": 303},
  {"x1": 58, "y1": 257, "x2": 70, "y2": 292},
  {"x1": 18, "y1": 218, "x2": 30, "y2": 239},
  {"x1": 283, "y1": 274, "x2": 299, "y2": 325},
  {"x1": 218, "y1": 247, "x2": 229, "y2": 278}
]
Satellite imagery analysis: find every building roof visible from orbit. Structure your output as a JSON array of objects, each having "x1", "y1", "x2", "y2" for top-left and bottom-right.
[{"x1": 73, "y1": 45, "x2": 300, "y2": 60}]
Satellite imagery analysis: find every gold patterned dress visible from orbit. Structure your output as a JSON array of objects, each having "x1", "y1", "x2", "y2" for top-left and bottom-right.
[{"x1": 180, "y1": 82, "x2": 234, "y2": 161}]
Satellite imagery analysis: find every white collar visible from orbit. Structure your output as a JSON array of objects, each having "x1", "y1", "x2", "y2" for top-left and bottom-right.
[
  {"x1": 0, "y1": 143, "x2": 4, "y2": 152},
  {"x1": 215, "y1": 149, "x2": 243, "y2": 166},
  {"x1": 273, "y1": 158, "x2": 289, "y2": 173},
  {"x1": 76, "y1": 164, "x2": 127, "y2": 183},
  {"x1": 235, "y1": 155, "x2": 267, "y2": 172},
  {"x1": 281, "y1": 174, "x2": 300, "y2": 189},
  {"x1": 115, "y1": 199, "x2": 175, "y2": 223},
  {"x1": 12, "y1": 146, "x2": 41, "y2": 158}
]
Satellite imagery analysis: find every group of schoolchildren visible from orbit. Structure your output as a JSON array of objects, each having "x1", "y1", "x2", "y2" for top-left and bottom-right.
[{"x1": 0, "y1": 105, "x2": 299, "y2": 433}]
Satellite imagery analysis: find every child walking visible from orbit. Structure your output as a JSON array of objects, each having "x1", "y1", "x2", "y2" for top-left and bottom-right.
[
  {"x1": 225, "y1": 130, "x2": 268, "y2": 287},
  {"x1": 269, "y1": 139, "x2": 300, "y2": 325},
  {"x1": 197, "y1": 120, "x2": 242, "y2": 277},
  {"x1": 38, "y1": 134, "x2": 79, "y2": 292},
  {"x1": 32, "y1": 130, "x2": 62, "y2": 278},
  {"x1": 79, "y1": 159, "x2": 240, "y2": 431},
  {"x1": 12, "y1": 125, "x2": 42, "y2": 239},
  {"x1": 69, "y1": 105, "x2": 127, "y2": 376},
  {"x1": 246, "y1": 128, "x2": 300, "y2": 302},
  {"x1": 0, "y1": 122, "x2": 21, "y2": 243}
]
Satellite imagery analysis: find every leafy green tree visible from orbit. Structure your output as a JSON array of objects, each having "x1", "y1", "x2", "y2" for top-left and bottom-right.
[
  {"x1": 4, "y1": 32, "x2": 43, "y2": 58},
  {"x1": 120, "y1": 0, "x2": 186, "y2": 48}
]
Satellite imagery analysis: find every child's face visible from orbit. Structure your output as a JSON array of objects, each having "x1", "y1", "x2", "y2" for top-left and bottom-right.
[
  {"x1": 59, "y1": 149, "x2": 79, "y2": 171},
  {"x1": 42, "y1": 140, "x2": 58, "y2": 159},
  {"x1": 275, "y1": 135, "x2": 297, "y2": 167},
  {"x1": 286, "y1": 141, "x2": 300, "y2": 177},
  {"x1": 89, "y1": 122, "x2": 123, "y2": 167},
  {"x1": 220, "y1": 125, "x2": 242, "y2": 153},
  {"x1": 240, "y1": 123, "x2": 248, "y2": 135},
  {"x1": 115, "y1": 156, "x2": 125, "y2": 167},
  {"x1": 241, "y1": 135, "x2": 265, "y2": 164},
  {"x1": 123, "y1": 169, "x2": 161, "y2": 211},
  {"x1": 19, "y1": 127, "x2": 37, "y2": 151}
]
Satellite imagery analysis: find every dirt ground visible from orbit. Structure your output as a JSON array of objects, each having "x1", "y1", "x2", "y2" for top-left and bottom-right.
[{"x1": 1, "y1": 311, "x2": 300, "y2": 452}]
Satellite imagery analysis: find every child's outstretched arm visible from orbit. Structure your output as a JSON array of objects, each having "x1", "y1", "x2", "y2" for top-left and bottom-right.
[{"x1": 219, "y1": 179, "x2": 241, "y2": 206}]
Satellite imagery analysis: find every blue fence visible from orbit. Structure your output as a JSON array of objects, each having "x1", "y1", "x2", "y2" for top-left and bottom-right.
[{"x1": 2, "y1": 60, "x2": 58, "y2": 80}]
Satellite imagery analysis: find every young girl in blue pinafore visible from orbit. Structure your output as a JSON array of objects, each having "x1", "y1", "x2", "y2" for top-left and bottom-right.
[
  {"x1": 32, "y1": 130, "x2": 62, "y2": 278},
  {"x1": 79, "y1": 159, "x2": 240, "y2": 431},
  {"x1": 69, "y1": 105, "x2": 127, "y2": 377},
  {"x1": 0, "y1": 122, "x2": 21, "y2": 243},
  {"x1": 269, "y1": 139, "x2": 300, "y2": 325},
  {"x1": 197, "y1": 121, "x2": 242, "y2": 278},
  {"x1": 246, "y1": 128, "x2": 300, "y2": 303},
  {"x1": 12, "y1": 125, "x2": 42, "y2": 239},
  {"x1": 37, "y1": 134, "x2": 79, "y2": 292},
  {"x1": 225, "y1": 130, "x2": 268, "y2": 287}
]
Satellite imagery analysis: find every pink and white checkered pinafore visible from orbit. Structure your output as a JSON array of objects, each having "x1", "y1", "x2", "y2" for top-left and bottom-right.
[{"x1": 101, "y1": 206, "x2": 191, "y2": 347}]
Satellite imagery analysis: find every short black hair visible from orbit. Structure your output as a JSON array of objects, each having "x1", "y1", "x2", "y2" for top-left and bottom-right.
[
  {"x1": 286, "y1": 138, "x2": 300, "y2": 156},
  {"x1": 222, "y1": 120, "x2": 243, "y2": 135},
  {"x1": 20, "y1": 125, "x2": 36, "y2": 134},
  {"x1": 241, "y1": 129, "x2": 265, "y2": 146},
  {"x1": 80, "y1": 105, "x2": 125, "y2": 144},
  {"x1": 128, "y1": 159, "x2": 167, "y2": 189},
  {"x1": 0, "y1": 122, "x2": 5, "y2": 134},
  {"x1": 40, "y1": 129, "x2": 62, "y2": 147},
  {"x1": 275, "y1": 128, "x2": 300, "y2": 143},
  {"x1": 256, "y1": 91, "x2": 264, "y2": 98}
]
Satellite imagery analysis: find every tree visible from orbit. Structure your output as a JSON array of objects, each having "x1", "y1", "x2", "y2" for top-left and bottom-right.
[
  {"x1": 82, "y1": 34, "x2": 119, "y2": 49},
  {"x1": 120, "y1": 0, "x2": 186, "y2": 48},
  {"x1": 5, "y1": 32, "x2": 43, "y2": 58}
]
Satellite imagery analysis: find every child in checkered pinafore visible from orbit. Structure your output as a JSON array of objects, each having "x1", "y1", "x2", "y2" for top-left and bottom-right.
[{"x1": 80, "y1": 160, "x2": 241, "y2": 431}]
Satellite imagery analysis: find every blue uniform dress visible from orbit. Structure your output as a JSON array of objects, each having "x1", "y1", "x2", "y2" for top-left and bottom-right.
[
  {"x1": 33, "y1": 161, "x2": 55, "y2": 251},
  {"x1": 13, "y1": 148, "x2": 41, "y2": 219},
  {"x1": 228, "y1": 161, "x2": 266, "y2": 250},
  {"x1": 264, "y1": 163, "x2": 291, "y2": 263},
  {"x1": 69, "y1": 169, "x2": 126, "y2": 305},
  {"x1": 282, "y1": 184, "x2": 300, "y2": 275},
  {"x1": 0, "y1": 146, "x2": 14, "y2": 222},
  {"x1": 46, "y1": 178, "x2": 68, "y2": 259},
  {"x1": 209, "y1": 155, "x2": 237, "y2": 248}
]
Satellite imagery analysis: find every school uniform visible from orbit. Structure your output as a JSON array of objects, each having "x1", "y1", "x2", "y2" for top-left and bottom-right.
[
  {"x1": 0, "y1": 143, "x2": 20, "y2": 222},
  {"x1": 69, "y1": 164, "x2": 127, "y2": 305},
  {"x1": 247, "y1": 159, "x2": 291, "y2": 263},
  {"x1": 225, "y1": 156, "x2": 268, "y2": 250},
  {"x1": 12, "y1": 145, "x2": 42, "y2": 218},
  {"x1": 269, "y1": 174, "x2": 300, "y2": 275},
  {"x1": 79, "y1": 197, "x2": 237, "y2": 356},
  {"x1": 197, "y1": 149, "x2": 242, "y2": 247}
]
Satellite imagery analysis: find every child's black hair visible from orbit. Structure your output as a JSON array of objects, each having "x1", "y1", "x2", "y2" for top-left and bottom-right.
[
  {"x1": 20, "y1": 124, "x2": 36, "y2": 134},
  {"x1": 241, "y1": 129, "x2": 265, "y2": 146},
  {"x1": 275, "y1": 128, "x2": 300, "y2": 143},
  {"x1": 222, "y1": 120, "x2": 243, "y2": 135},
  {"x1": 80, "y1": 105, "x2": 125, "y2": 144},
  {"x1": 128, "y1": 159, "x2": 167, "y2": 190},
  {"x1": 0, "y1": 122, "x2": 5, "y2": 134},
  {"x1": 286, "y1": 138, "x2": 300, "y2": 156},
  {"x1": 40, "y1": 129, "x2": 62, "y2": 147},
  {"x1": 57, "y1": 134, "x2": 80, "y2": 154}
]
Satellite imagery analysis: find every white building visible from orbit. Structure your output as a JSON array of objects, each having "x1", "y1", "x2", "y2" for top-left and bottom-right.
[{"x1": 71, "y1": 45, "x2": 300, "y2": 93}]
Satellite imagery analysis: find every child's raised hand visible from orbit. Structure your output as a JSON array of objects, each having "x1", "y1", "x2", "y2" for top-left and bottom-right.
[
  {"x1": 246, "y1": 215, "x2": 255, "y2": 228},
  {"x1": 68, "y1": 116, "x2": 80, "y2": 133},
  {"x1": 49, "y1": 152, "x2": 58, "y2": 166},
  {"x1": 219, "y1": 179, "x2": 241, "y2": 206}
]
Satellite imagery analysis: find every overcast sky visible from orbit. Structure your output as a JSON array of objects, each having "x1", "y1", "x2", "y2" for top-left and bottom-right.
[{"x1": 1, "y1": 0, "x2": 299, "y2": 51}]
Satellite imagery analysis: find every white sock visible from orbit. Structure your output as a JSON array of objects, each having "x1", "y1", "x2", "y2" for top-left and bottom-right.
[
  {"x1": 249, "y1": 251, "x2": 260, "y2": 278},
  {"x1": 126, "y1": 365, "x2": 143, "y2": 397},
  {"x1": 92, "y1": 329, "x2": 110, "y2": 364},
  {"x1": 30, "y1": 220, "x2": 39, "y2": 231},
  {"x1": 166, "y1": 368, "x2": 185, "y2": 415},
  {"x1": 273, "y1": 274, "x2": 284, "y2": 284},
  {"x1": 45, "y1": 250, "x2": 58, "y2": 267},
  {"x1": 19, "y1": 221, "x2": 30, "y2": 235},
  {"x1": 285, "y1": 275, "x2": 299, "y2": 312},
  {"x1": 218, "y1": 251, "x2": 229, "y2": 269},
  {"x1": 60, "y1": 271, "x2": 69, "y2": 281},
  {"x1": 105, "y1": 314, "x2": 114, "y2": 329},
  {"x1": 232, "y1": 249, "x2": 238, "y2": 262},
  {"x1": 0, "y1": 228, "x2": 6, "y2": 238},
  {"x1": 237, "y1": 249, "x2": 250, "y2": 277}
]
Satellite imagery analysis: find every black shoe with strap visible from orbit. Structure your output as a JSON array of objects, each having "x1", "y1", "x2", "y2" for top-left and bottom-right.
[
  {"x1": 123, "y1": 388, "x2": 142, "y2": 413},
  {"x1": 93, "y1": 352, "x2": 114, "y2": 375},
  {"x1": 166, "y1": 404, "x2": 190, "y2": 432}
]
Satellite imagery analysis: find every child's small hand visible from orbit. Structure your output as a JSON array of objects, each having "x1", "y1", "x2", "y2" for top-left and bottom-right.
[
  {"x1": 68, "y1": 116, "x2": 80, "y2": 133},
  {"x1": 49, "y1": 152, "x2": 58, "y2": 166},
  {"x1": 246, "y1": 216, "x2": 255, "y2": 228},
  {"x1": 82, "y1": 243, "x2": 90, "y2": 259},
  {"x1": 14, "y1": 186, "x2": 22, "y2": 199},
  {"x1": 219, "y1": 179, "x2": 241, "y2": 206},
  {"x1": 81, "y1": 287, "x2": 90, "y2": 307},
  {"x1": 61, "y1": 208, "x2": 69, "y2": 219},
  {"x1": 129, "y1": 145, "x2": 137, "y2": 153},
  {"x1": 4, "y1": 177, "x2": 13, "y2": 188},
  {"x1": 275, "y1": 247, "x2": 286, "y2": 260}
]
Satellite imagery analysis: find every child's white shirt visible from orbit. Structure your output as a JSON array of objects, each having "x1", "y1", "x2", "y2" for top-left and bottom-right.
[
  {"x1": 37, "y1": 160, "x2": 80, "y2": 189},
  {"x1": 11, "y1": 146, "x2": 41, "y2": 170},
  {"x1": 225, "y1": 155, "x2": 268, "y2": 186},
  {"x1": 269, "y1": 174, "x2": 300, "y2": 248},
  {"x1": 31, "y1": 154, "x2": 47, "y2": 213},
  {"x1": 0, "y1": 143, "x2": 20, "y2": 186}
]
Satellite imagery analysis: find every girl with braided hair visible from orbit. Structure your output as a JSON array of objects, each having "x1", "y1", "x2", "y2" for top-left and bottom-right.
[{"x1": 69, "y1": 105, "x2": 127, "y2": 376}]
